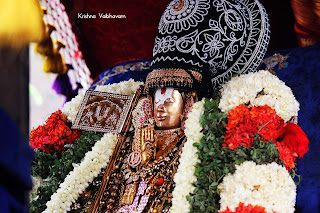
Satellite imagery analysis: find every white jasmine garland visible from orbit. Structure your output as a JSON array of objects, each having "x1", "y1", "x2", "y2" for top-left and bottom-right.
[
  {"x1": 171, "y1": 99, "x2": 205, "y2": 213},
  {"x1": 218, "y1": 161, "x2": 296, "y2": 213},
  {"x1": 218, "y1": 70, "x2": 300, "y2": 122},
  {"x1": 43, "y1": 133, "x2": 118, "y2": 213},
  {"x1": 61, "y1": 93, "x2": 85, "y2": 124},
  {"x1": 61, "y1": 79, "x2": 144, "y2": 123},
  {"x1": 94, "y1": 78, "x2": 143, "y2": 95}
]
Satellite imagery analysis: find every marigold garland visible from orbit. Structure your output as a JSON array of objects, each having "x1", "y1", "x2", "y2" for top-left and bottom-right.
[
  {"x1": 224, "y1": 104, "x2": 309, "y2": 171},
  {"x1": 188, "y1": 97, "x2": 305, "y2": 212},
  {"x1": 219, "y1": 202, "x2": 267, "y2": 213},
  {"x1": 224, "y1": 105, "x2": 285, "y2": 149},
  {"x1": 219, "y1": 70, "x2": 300, "y2": 122},
  {"x1": 275, "y1": 141, "x2": 296, "y2": 171},
  {"x1": 30, "y1": 110, "x2": 81, "y2": 153}
]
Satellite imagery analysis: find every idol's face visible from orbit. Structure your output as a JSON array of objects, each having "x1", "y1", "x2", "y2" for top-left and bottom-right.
[{"x1": 153, "y1": 87, "x2": 184, "y2": 130}]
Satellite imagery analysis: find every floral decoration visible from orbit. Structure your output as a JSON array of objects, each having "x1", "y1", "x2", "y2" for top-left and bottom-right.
[
  {"x1": 61, "y1": 93, "x2": 85, "y2": 124},
  {"x1": 171, "y1": 99, "x2": 204, "y2": 213},
  {"x1": 43, "y1": 133, "x2": 118, "y2": 213},
  {"x1": 30, "y1": 110, "x2": 81, "y2": 153},
  {"x1": 94, "y1": 78, "x2": 143, "y2": 95},
  {"x1": 218, "y1": 161, "x2": 296, "y2": 213},
  {"x1": 30, "y1": 80, "x2": 142, "y2": 212},
  {"x1": 274, "y1": 122, "x2": 309, "y2": 171},
  {"x1": 274, "y1": 141, "x2": 296, "y2": 171},
  {"x1": 218, "y1": 70, "x2": 300, "y2": 122},
  {"x1": 280, "y1": 122, "x2": 309, "y2": 158},
  {"x1": 224, "y1": 105, "x2": 285, "y2": 149},
  {"x1": 219, "y1": 202, "x2": 267, "y2": 213},
  {"x1": 30, "y1": 73, "x2": 309, "y2": 213},
  {"x1": 223, "y1": 103, "x2": 309, "y2": 171},
  {"x1": 189, "y1": 93, "x2": 308, "y2": 212}
]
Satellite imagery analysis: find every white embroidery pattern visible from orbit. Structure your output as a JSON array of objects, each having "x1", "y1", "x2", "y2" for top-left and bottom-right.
[
  {"x1": 159, "y1": 0, "x2": 211, "y2": 35},
  {"x1": 152, "y1": 0, "x2": 270, "y2": 88}
]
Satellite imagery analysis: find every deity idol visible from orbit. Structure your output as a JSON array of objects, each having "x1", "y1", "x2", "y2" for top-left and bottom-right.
[
  {"x1": 83, "y1": 87, "x2": 196, "y2": 212},
  {"x1": 76, "y1": 0, "x2": 270, "y2": 212},
  {"x1": 78, "y1": 0, "x2": 270, "y2": 212}
]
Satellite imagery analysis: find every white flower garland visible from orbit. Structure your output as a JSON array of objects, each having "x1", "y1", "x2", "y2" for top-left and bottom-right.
[
  {"x1": 61, "y1": 79, "x2": 144, "y2": 123},
  {"x1": 44, "y1": 133, "x2": 118, "y2": 213},
  {"x1": 218, "y1": 70, "x2": 300, "y2": 122},
  {"x1": 171, "y1": 99, "x2": 205, "y2": 213},
  {"x1": 61, "y1": 93, "x2": 84, "y2": 124},
  {"x1": 218, "y1": 161, "x2": 296, "y2": 213},
  {"x1": 44, "y1": 79, "x2": 143, "y2": 212}
]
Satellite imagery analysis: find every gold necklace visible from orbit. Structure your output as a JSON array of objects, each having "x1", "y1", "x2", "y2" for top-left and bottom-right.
[{"x1": 155, "y1": 128, "x2": 182, "y2": 150}]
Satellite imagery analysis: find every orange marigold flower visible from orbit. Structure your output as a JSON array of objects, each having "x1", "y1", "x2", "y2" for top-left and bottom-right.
[
  {"x1": 220, "y1": 202, "x2": 267, "y2": 213},
  {"x1": 29, "y1": 110, "x2": 81, "y2": 153},
  {"x1": 224, "y1": 105, "x2": 285, "y2": 149},
  {"x1": 275, "y1": 141, "x2": 296, "y2": 171}
]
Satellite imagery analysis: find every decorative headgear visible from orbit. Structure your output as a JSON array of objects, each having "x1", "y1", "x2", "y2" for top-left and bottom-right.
[{"x1": 145, "y1": 0, "x2": 270, "y2": 96}]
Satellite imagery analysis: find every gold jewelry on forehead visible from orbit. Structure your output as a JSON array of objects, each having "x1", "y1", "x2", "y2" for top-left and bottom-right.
[{"x1": 145, "y1": 68, "x2": 202, "y2": 93}]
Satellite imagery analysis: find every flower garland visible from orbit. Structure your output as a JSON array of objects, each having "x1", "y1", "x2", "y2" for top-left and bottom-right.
[
  {"x1": 40, "y1": 79, "x2": 143, "y2": 212},
  {"x1": 224, "y1": 105, "x2": 285, "y2": 149},
  {"x1": 95, "y1": 78, "x2": 143, "y2": 95},
  {"x1": 43, "y1": 133, "x2": 118, "y2": 212},
  {"x1": 224, "y1": 104, "x2": 309, "y2": 171},
  {"x1": 218, "y1": 161, "x2": 296, "y2": 213},
  {"x1": 30, "y1": 110, "x2": 81, "y2": 153},
  {"x1": 188, "y1": 94, "x2": 308, "y2": 212},
  {"x1": 218, "y1": 70, "x2": 300, "y2": 122},
  {"x1": 171, "y1": 99, "x2": 205, "y2": 213},
  {"x1": 32, "y1": 75, "x2": 309, "y2": 213},
  {"x1": 61, "y1": 93, "x2": 85, "y2": 124},
  {"x1": 219, "y1": 202, "x2": 267, "y2": 213}
]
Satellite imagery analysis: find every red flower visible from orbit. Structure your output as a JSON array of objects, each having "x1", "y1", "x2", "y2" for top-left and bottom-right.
[
  {"x1": 274, "y1": 123, "x2": 309, "y2": 171},
  {"x1": 223, "y1": 105, "x2": 310, "y2": 170},
  {"x1": 30, "y1": 110, "x2": 81, "y2": 153},
  {"x1": 251, "y1": 106, "x2": 285, "y2": 142},
  {"x1": 224, "y1": 105, "x2": 285, "y2": 149},
  {"x1": 220, "y1": 202, "x2": 267, "y2": 213},
  {"x1": 280, "y1": 123, "x2": 309, "y2": 158},
  {"x1": 275, "y1": 142, "x2": 296, "y2": 171},
  {"x1": 224, "y1": 105, "x2": 254, "y2": 149}
]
